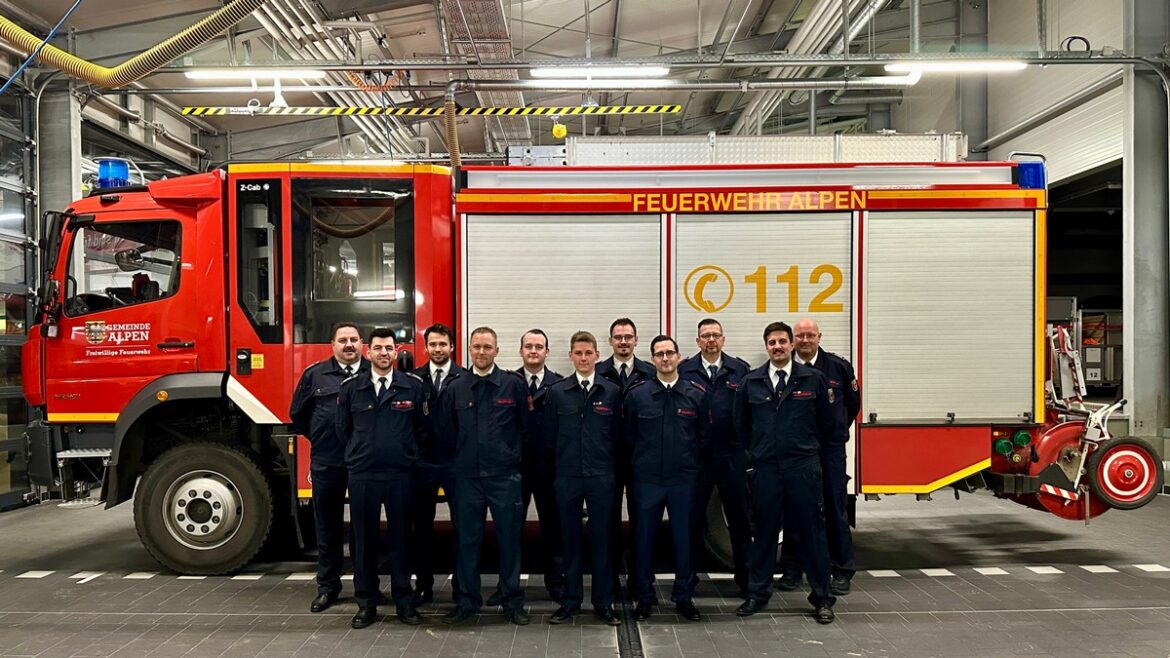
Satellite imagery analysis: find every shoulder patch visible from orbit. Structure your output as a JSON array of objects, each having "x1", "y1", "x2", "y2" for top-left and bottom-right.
[
  {"x1": 828, "y1": 388, "x2": 836, "y2": 404},
  {"x1": 851, "y1": 379, "x2": 859, "y2": 391}
]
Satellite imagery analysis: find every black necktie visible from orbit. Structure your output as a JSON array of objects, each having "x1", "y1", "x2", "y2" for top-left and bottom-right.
[
  {"x1": 343, "y1": 365, "x2": 353, "y2": 377},
  {"x1": 619, "y1": 363, "x2": 629, "y2": 385},
  {"x1": 377, "y1": 376, "x2": 388, "y2": 400},
  {"x1": 774, "y1": 371, "x2": 787, "y2": 397},
  {"x1": 582, "y1": 380, "x2": 590, "y2": 394},
  {"x1": 707, "y1": 365, "x2": 717, "y2": 381},
  {"x1": 529, "y1": 374, "x2": 539, "y2": 394},
  {"x1": 434, "y1": 369, "x2": 443, "y2": 392}
]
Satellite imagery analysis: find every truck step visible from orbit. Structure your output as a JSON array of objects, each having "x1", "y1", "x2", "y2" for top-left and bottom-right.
[{"x1": 56, "y1": 448, "x2": 112, "y2": 460}]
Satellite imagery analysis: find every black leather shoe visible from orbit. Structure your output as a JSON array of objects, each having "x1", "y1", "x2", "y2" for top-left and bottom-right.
[
  {"x1": 829, "y1": 576, "x2": 851, "y2": 595},
  {"x1": 504, "y1": 607, "x2": 531, "y2": 626},
  {"x1": 736, "y1": 599, "x2": 767, "y2": 616},
  {"x1": 634, "y1": 602, "x2": 652, "y2": 621},
  {"x1": 486, "y1": 590, "x2": 505, "y2": 607},
  {"x1": 596, "y1": 606, "x2": 621, "y2": 626},
  {"x1": 675, "y1": 601, "x2": 702, "y2": 622},
  {"x1": 549, "y1": 606, "x2": 577, "y2": 625},
  {"x1": 412, "y1": 589, "x2": 434, "y2": 607},
  {"x1": 310, "y1": 593, "x2": 338, "y2": 613},
  {"x1": 774, "y1": 573, "x2": 801, "y2": 591},
  {"x1": 442, "y1": 606, "x2": 477, "y2": 625},
  {"x1": 396, "y1": 605, "x2": 422, "y2": 625},
  {"x1": 814, "y1": 605, "x2": 835, "y2": 624},
  {"x1": 351, "y1": 607, "x2": 378, "y2": 629}
]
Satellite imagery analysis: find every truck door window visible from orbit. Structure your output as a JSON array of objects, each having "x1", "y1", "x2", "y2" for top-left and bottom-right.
[
  {"x1": 63, "y1": 220, "x2": 180, "y2": 317},
  {"x1": 291, "y1": 178, "x2": 415, "y2": 344},
  {"x1": 236, "y1": 179, "x2": 283, "y2": 343}
]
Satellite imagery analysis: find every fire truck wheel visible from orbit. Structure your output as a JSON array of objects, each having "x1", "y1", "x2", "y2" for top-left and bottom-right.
[
  {"x1": 134, "y1": 443, "x2": 273, "y2": 575},
  {"x1": 1085, "y1": 437, "x2": 1164, "y2": 510},
  {"x1": 703, "y1": 488, "x2": 735, "y2": 570}
]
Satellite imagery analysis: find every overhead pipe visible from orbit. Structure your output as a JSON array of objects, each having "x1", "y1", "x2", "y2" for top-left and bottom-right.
[
  {"x1": 909, "y1": 0, "x2": 921, "y2": 53},
  {"x1": 0, "y1": 0, "x2": 270, "y2": 88},
  {"x1": 787, "y1": 0, "x2": 894, "y2": 106},
  {"x1": 87, "y1": 93, "x2": 141, "y2": 122},
  {"x1": 975, "y1": 69, "x2": 1124, "y2": 152},
  {"x1": 1036, "y1": 0, "x2": 1047, "y2": 54}
]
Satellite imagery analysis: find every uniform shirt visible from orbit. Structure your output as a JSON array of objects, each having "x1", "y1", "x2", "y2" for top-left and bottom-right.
[
  {"x1": 335, "y1": 369, "x2": 430, "y2": 479},
  {"x1": 678, "y1": 352, "x2": 749, "y2": 455},
  {"x1": 289, "y1": 357, "x2": 369, "y2": 467},
  {"x1": 733, "y1": 361, "x2": 837, "y2": 470},
  {"x1": 440, "y1": 366, "x2": 529, "y2": 478},
  {"x1": 799, "y1": 348, "x2": 861, "y2": 444},
  {"x1": 412, "y1": 361, "x2": 466, "y2": 466},
  {"x1": 622, "y1": 378, "x2": 710, "y2": 486},
  {"x1": 545, "y1": 373, "x2": 623, "y2": 477},
  {"x1": 597, "y1": 355, "x2": 655, "y2": 392},
  {"x1": 517, "y1": 366, "x2": 563, "y2": 470}
]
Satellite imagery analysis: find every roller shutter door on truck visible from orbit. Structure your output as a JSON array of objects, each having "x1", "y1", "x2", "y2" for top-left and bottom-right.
[
  {"x1": 862, "y1": 211, "x2": 1037, "y2": 422},
  {"x1": 462, "y1": 214, "x2": 661, "y2": 372}
]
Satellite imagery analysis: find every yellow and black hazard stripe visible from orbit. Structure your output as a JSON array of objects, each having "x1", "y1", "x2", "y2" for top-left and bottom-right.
[{"x1": 182, "y1": 105, "x2": 682, "y2": 117}]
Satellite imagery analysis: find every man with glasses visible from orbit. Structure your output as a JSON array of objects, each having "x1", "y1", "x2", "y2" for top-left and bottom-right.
[
  {"x1": 776, "y1": 318, "x2": 861, "y2": 595},
  {"x1": 734, "y1": 322, "x2": 837, "y2": 624},
  {"x1": 289, "y1": 322, "x2": 368, "y2": 615},
  {"x1": 623, "y1": 335, "x2": 710, "y2": 622},
  {"x1": 678, "y1": 318, "x2": 752, "y2": 598},
  {"x1": 410, "y1": 323, "x2": 465, "y2": 607}
]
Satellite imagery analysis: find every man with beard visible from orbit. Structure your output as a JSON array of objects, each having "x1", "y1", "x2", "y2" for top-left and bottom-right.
[
  {"x1": 289, "y1": 322, "x2": 367, "y2": 614},
  {"x1": 776, "y1": 318, "x2": 861, "y2": 595},
  {"x1": 734, "y1": 321, "x2": 838, "y2": 624}
]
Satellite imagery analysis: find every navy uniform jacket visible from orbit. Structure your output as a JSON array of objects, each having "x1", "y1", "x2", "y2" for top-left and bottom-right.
[
  {"x1": 622, "y1": 379, "x2": 711, "y2": 486},
  {"x1": 545, "y1": 375, "x2": 624, "y2": 477},
  {"x1": 733, "y1": 362, "x2": 837, "y2": 469},
  {"x1": 289, "y1": 357, "x2": 370, "y2": 467},
  {"x1": 803, "y1": 348, "x2": 861, "y2": 444},
  {"x1": 678, "y1": 353, "x2": 750, "y2": 456},
  {"x1": 335, "y1": 369, "x2": 430, "y2": 479},
  {"x1": 517, "y1": 367, "x2": 563, "y2": 471},
  {"x1": 597, "y1": 356, "x2": 656, "y2": 392},
  {"x1": 440, "y1": 367, "x2": 529, "y2": 478},
  {"x1": 412, "y1": 361, "x2": 466, "y2": 466}
]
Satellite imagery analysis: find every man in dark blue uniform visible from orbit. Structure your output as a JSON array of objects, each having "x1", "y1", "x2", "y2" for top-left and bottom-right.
[
  {"x1": 777, "y1": 318, "x2": 862, "y2": 596},
  {"x1": 623, "y1": 335, "x2": 710, "y2": 622},
  {"x1": 545, "y1": 331, "x2": 623, "y2": 626},
  {"x1": 335, "y1": 328, "x2": 429, "y2": 628},
  {"x1": 409, "y1": 323, "x2": 465, "y2": 607},
  {"x1": 677, "y1": 318, "x2": 752, "y2": 598},
  {"x1": 514, "y1": 328, "x2": 566, "y2": 604},
  {"x1": 289, "y1": 322, "x2": 367, "y2": 614},
  {"x1": 734, "y1": 321, "x2": 837, "y2": 624},
  {"x1": 440, "y1": 326, "x2": 531, "y2": 626}
]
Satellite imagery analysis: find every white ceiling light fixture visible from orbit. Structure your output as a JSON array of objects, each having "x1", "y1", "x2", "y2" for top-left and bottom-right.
[
  {"x1": 184, "y1": 69, "x2": 329, "y2": 80},
  {"x1": 530, "y1": 65, "x2": 671, "y2": 79},
  {"x1": 884, "y1": 61, "x2": 1027, "y2": 73}
]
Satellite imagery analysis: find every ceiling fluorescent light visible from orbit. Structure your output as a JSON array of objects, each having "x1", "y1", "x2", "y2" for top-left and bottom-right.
[
  {"x1": 529, "y1": 78, "x2": 676, "y2": 89},
  {"x1": 884, "y1": 61, "x2": 1027, "y2": 73},
  {"x1": 185, "y1": 69, "x2": 329, "y2": 80},
  {"x1": 530, "y1": 65, "x2": 671, "y2": 79}
]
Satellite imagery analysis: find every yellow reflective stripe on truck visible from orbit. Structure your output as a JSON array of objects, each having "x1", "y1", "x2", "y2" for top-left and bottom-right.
[{"x1": 47, "y1": 413, "x2": 119, "y2": 423}]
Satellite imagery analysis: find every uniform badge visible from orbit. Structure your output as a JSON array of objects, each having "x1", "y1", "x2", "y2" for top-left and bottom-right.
[{"x1": 828, "y1": 388, "x2": 836, "y2": 403}]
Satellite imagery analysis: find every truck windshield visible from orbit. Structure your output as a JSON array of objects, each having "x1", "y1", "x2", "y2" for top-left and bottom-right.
[{"x1": 63, "y1": 220, "x2": 181, "y2": 316}]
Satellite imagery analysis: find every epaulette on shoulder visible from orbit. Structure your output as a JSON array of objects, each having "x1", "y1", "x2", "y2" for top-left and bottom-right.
[
  {"x1": 627, "y1": 379, "x2": 649, "y2": 392},
  {"x1": 404, "y1": 371, "x2": 423, "y2": 382},
  {"x1": 687, "y1": 379, "x2": 707, "y2": 393},
  {"x1": 731, "y1": 355, "x2": 750, "y2": 369},
  {"x1": 502, "y1": 369, "x2": 525, "y2": 380}
]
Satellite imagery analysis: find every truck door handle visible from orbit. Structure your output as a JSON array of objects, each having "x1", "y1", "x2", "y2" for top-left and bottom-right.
[{"x1": 157, "y1": 340, "x2": 195, "y2": 349}]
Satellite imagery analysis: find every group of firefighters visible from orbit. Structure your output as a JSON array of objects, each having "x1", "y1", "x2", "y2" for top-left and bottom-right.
[{"x1": 290, "y1": 316, "x2": 860, "y2": 629}]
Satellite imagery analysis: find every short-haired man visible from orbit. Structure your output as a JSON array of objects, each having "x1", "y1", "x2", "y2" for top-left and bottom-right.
[
  {"x1": 440, "y1": 327, "x2": 531, "y2": 626},
  {"x1": 514, "y1": 329, "x2": 566, "y2": 604},
  {"x1": 677, "y1": 318, "x2": 752, "y2": 598},
  {"x1": 289, "y1": 322, "x2": 368, "y2": 614},
  {"x1": 777, "y1": 318, "x2": 862, "y2": 596},
  {"x1": 544, "y1": 331, "x2": 623, "y2": 625},
  {"x1": 335, "y1": 328, "x2": 429, "y2": 628},
  {"x1": 409, "y1": 323, "x2": 466, "y2": 607},
  {"x1": 734, "y1": 322, "x2": 837, "y2": 624},
  {"x1": 623, "y1": 335, "x2": 710, "y2": 622}
]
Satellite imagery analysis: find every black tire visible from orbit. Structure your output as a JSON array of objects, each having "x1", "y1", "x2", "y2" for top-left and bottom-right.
[
  {"x1": 133, "y1": 442, "x2": 274, "y2": 575},
  {"x1": 703, "y1": 488, "x2": 735, "y2": 570},
  {"x1": 1085, "y1": 436, "x2": 1164, "y2": 510}
]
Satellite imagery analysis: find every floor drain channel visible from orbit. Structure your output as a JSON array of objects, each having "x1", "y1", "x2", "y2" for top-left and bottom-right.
[{"x1": 616, "y1": 574, "x2": 644, "y2": 658}]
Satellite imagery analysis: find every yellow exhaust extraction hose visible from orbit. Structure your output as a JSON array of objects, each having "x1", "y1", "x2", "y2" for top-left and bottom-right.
[{"x1": 0, "y1": 0, "x2": 269, "y2": 88}]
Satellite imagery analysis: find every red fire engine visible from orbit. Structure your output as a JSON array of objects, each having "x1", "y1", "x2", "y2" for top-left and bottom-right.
[{"x1": 21, "y1": 159, "x2": 1163, "y2": 575}]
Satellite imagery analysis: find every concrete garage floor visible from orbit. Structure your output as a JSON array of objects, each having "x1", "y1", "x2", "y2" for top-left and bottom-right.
[{"x1": 0, "y1": 493, "x2": 1168, "y2": 657}]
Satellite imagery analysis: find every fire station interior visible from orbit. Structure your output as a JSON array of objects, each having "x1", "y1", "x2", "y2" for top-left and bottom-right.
[{"x1": 0, "y1": 1, "x2": 1168, "y2": 656}]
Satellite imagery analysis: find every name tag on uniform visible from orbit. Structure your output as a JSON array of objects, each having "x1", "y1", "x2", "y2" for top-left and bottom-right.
[
  {"x1": 496, "y1": 397, "x2": 516, "y2": 406},
  {"x1": 791, "y1": 390, "x2": 815, "y2": 399},
  {"x1": 828, "y1": 379, "x2": 841, "y2": 387},
  {"x1": 725, "y1": 381, "x2": 740, "y2": 390},
  {"x1": 594, "y1": 402, "x2": 613, "y2": 413},
  {"x1": 677, "y1": 408, "x2": 698, "y2": 418},
  {"x1": 391, "y1": 400, "x2": 414, "y2": 410}
]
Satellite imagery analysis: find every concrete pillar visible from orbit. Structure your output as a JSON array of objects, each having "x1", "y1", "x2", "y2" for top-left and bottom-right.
[
  {"x1": 37, "y1": 85, "x2": 82, "y2": 221},
  {"x1": 957, "y1": 0, "x2": 988, "y2": 160},
  {"x1": 1121, "y1": 0, "x2": 1169, "y2": 449}
]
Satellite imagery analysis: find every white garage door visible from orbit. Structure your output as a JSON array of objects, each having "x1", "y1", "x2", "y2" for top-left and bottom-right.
[
  {"x1": 673, "y1": 213, "x2": 853, "y2": 367},
  {"x1": 863, "y1": 211, "x2": 1036, "y2": 422},
  {"x1": 463, "y1": 214, "x2": 661, "y2": 373}
]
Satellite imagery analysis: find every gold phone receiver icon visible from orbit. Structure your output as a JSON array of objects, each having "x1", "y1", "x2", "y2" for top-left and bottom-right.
[{"x1": 684, "y1": 265, "x2": 734, "y2": 313}]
